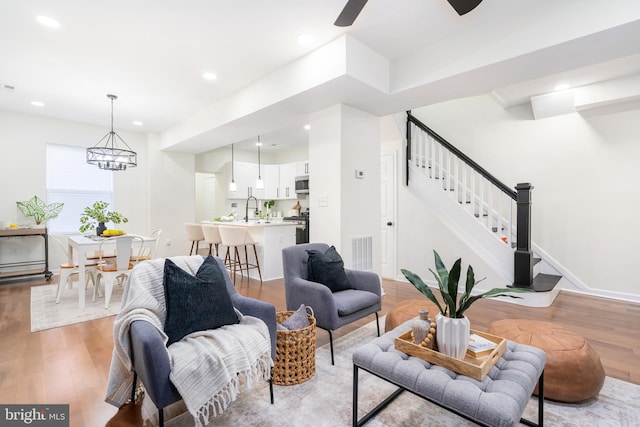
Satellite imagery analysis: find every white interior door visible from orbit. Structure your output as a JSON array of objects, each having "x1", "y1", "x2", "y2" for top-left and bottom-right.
[
  {"x1": 195, "y1": 173, "x2": 216, "y2": 222},
  {"x1": 381, "y1": 152, "x2": 396, "y2": 279}
]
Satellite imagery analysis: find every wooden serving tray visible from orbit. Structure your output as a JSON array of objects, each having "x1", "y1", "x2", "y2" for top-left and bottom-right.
[{"x1": 394, "y1": 329, "x2": 506, "y2": 380}]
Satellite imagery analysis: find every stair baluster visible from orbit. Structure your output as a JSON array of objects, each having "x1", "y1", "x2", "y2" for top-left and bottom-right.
[{"x1": 406, "y1": 111, "x2": 541, "y2": 289}]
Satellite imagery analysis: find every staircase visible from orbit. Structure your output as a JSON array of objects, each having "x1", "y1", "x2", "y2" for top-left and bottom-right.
[{"x1": 406, "y1": 112, "x2": 561, "y2": 306}]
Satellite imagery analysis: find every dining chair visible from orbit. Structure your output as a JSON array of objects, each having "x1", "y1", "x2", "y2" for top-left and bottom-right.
[
  {"x1": 130, "y1": 229, "x2": 162, "y2": 264},
  {"x1": 93, "y1": 235, "x2": 144, "y2": 309},
  {"x1": 50, "y1": 235, "x2": 97, "y2": 304},
  {"x1": 184, "y1": 223, "x2": 204, "y2": 255}
]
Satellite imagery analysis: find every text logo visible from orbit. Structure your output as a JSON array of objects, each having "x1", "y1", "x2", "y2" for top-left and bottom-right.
[{"x1": 0, "y1": 405, "x2": 69, "y2": 426}]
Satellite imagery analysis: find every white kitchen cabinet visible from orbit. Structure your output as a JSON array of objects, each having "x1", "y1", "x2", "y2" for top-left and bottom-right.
[
  {"x1": 231, "y1": 162, "x2": 259, "y2": 199},
  {"x1": 278, "y1": 162, "x2": 296, "y2": 199},
  {"x1": 262, "y1": 164, "x2": 279, "y2": 200},
  {"x1": 296, "y1": 160, "x2": 310, "y2": 176}
]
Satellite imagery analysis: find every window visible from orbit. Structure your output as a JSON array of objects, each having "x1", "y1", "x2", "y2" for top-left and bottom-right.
[{"x1": 46, "y1": 143, "x2": 113, "y2": 233}]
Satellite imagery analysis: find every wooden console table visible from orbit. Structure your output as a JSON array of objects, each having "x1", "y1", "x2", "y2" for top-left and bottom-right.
[{"x1": 0, "y1": 228, "x2": 51, "y2": 280}]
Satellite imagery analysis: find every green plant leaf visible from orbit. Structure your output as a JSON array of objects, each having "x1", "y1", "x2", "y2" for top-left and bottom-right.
[
  {"x1": 456, "y1": 287, "x2": 530, "y2": 316},
  {"x1": 447, "y1": 258, "x2": 462, "y2": 314},
  {"x1": 432, "y1": 250, "x2": 449, "y2": 289},
  {"x1": 401, "y1": 269, "x2": 445, "y2": 315},
  {"x1": 16, "y1": 196, "x2": 64, "y2": 224}
]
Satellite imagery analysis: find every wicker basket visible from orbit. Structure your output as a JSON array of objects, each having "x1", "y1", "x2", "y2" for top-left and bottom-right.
[{"x1": 273, "y1": 307, "x2": 316, "y2": 386}]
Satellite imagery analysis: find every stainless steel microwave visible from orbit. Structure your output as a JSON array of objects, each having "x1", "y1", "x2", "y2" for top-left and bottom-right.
[{"x1": 295, "y1": 175, "x2": 309, "y2": 194}]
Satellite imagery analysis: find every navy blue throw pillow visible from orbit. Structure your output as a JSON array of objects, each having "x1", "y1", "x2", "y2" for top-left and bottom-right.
[
  {"x1": 163, "y1": 256, "x2": 239, "y2": 346},
  {"x1": 306, "y1": 246, "x2": 352, "y2": 292}
]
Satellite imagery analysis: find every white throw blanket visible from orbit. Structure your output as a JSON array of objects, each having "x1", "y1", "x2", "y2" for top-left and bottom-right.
[{"x1": 105, "y1": 256, "x2": 272, "y2": 426}]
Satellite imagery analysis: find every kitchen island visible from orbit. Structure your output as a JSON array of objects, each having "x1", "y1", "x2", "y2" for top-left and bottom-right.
[{"x1": 203, "y1": 220, "x2": 296, "y2": 281}]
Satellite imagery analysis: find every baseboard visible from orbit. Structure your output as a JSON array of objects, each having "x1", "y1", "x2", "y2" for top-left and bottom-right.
[{"x1": 391, "y1": 274, "x2": 639, "y2": 305}]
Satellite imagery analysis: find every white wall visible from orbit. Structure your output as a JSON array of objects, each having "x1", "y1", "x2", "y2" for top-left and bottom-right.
[
  {"x1": 309, "y1": 105, "x2": 343, "y2": 247},
  {"x1": 309, "y1": 104, "x2": 381, "y2": 272},
  {"x1": 145, "y1": 134, "x2": 196, "y2": 258},
  {"x1": 409, "y1": 96, "x2": 640, "y2": 296}
]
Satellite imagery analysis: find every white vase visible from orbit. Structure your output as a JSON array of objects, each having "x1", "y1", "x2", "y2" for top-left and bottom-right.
[{"x1": 436, "y1": 313, "x2": 470, "y2": 360}]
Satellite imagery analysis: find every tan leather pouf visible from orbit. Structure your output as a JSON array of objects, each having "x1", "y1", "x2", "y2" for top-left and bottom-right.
[
  {"x1": 385, "y1": 299, "x2": 439, "y2": 332},
  {"x1": 488, "y1": 319, "x2": 605, "y2": 403}
]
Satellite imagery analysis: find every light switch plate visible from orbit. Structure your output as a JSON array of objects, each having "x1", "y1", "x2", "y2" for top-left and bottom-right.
[
  {"x1": 317, "y1": 195, "x2": 328, "y2": 207},
  {"x1": 355, "y1": 169, "x2": 364, "y2": 179}
]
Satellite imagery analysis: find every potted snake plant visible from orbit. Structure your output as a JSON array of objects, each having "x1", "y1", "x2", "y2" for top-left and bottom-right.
[{"x1": 401, "y1": 250, "x2": 531, "y2": 359}]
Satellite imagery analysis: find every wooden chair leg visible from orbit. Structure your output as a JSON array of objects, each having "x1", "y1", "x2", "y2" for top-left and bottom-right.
[
  {"x1": 252, "y1": 244, "x2": 263, "y2": 285},
  {"x1": 244, "y1": 245, "x2": 250, "y2": 278}
]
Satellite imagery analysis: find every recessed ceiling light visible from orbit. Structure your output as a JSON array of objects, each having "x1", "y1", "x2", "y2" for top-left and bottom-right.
[
  {"x1": 133, "y1": 121, "x2": 143, "y2": 126},
  {"x1": 256, "y1": 142, "x2": 262, "y2": 146},
  {"x1": 31, "y1": 101, "x2": 45, "y2": 107},
  {"x1": 554, "y1": 83, "x2": 571, "y2": 91},
  {"x1": 304, "y1": 124, "x2": 311, "y2": 130},
  {"x1": 36, "y1": 16, "x2": 60, "y2": 29},
  {"x1": 298, "y1": 34, "x2": 315, "y2": 45},
  {"x1": 202, "y1": 72, "x2": 217, "y2": 81}
]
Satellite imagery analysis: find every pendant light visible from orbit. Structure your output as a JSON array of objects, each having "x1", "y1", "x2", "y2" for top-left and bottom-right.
[
  {"x1": 229, "y1": 143, "x2": 237, "y2": 192},
  {"x1": 86, "y1": 94, "x2": 137, "y2": 171},
  {"x1": 256, "y1": 136, "x2": 264, "y2": 189}
]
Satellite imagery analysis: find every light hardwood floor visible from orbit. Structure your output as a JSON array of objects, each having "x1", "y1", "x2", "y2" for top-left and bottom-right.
[{"x1": 1, "y1": 274, "x2": 638, "y2": 427}]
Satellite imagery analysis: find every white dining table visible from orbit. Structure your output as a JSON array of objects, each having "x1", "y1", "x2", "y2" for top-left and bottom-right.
[{"x1": 67, "y1": 234, "x2": 157, "y2": 308}]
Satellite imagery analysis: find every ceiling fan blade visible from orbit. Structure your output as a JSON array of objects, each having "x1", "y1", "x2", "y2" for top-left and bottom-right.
[
  {"x1": 334, "y1": 0, "x2": 369, "y2": 27},
  {"x1": 446, "y1": 0, "x2": 483, "y2": 16}
]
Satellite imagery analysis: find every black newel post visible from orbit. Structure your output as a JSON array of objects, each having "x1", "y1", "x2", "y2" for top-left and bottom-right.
[{"x1": 513, "y1": 183, "x2": 534, "y2": 288}]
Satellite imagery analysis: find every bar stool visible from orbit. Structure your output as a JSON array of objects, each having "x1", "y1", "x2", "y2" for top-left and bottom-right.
[
  {"x1": 201, "y1": 224, "x2": 222, "y2": 256},
  {"x1": 184, "y1": 223, "x2": 204, "y2": 255},
  {"x1": 218, "y1": 226, "x2": 262, "y2": 285}
]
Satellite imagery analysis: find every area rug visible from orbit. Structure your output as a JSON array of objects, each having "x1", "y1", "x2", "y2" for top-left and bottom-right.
[
  {"x1": 142, "y1": 318, "x2": 640, "y2": 426},
  {"x1": 30, "y1": 282, "x2": 123, "y2": 332}
]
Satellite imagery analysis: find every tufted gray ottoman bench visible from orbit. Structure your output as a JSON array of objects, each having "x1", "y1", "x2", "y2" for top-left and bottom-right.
[{"x1": 352, "y1": 321, "x2": 546, "y2": 427}]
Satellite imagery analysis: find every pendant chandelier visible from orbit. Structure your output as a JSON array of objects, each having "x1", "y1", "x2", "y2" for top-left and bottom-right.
[
  {"x1": 256, "y1": 135, "x2": 264, "y2": 189},
  {"x1": 229, "y1": 143, "x2": 237, "y2": 192},
  {"x1": 87, "y1": 94, "x2": 137, "y2": 171}
]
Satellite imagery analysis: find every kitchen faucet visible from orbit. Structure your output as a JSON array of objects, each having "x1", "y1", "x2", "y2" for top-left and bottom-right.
[{"x1": 245, "y1": 196, "x2": 259, "y2": 223}]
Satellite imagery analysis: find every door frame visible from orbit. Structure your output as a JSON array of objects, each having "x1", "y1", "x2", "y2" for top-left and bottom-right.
[{"x1": 381, "y1": 150, "x2": 397, "y2": 279}]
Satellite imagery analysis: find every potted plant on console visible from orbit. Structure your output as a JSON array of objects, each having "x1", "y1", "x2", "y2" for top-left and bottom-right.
[
  {"x1": 79, "y1": 201, "x2": 128, "y2": 236},
  {"x1": 401, "y1": 250, "x2": 530, "y2": 360}
]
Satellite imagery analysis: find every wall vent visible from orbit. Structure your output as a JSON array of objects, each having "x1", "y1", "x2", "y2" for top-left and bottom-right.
[{"x1": 351, "y1": 236, "x2": 373, "y2": 271}]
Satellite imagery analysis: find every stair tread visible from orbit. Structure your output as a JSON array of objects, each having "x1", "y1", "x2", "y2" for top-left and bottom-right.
[{"x1": 512, "y1": 273, "x2": 561, "y2": 292}]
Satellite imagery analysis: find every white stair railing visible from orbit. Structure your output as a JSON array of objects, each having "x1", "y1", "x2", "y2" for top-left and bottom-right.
[{"x1": 408, "y1": 117, "x2": 517, "y2": 247}]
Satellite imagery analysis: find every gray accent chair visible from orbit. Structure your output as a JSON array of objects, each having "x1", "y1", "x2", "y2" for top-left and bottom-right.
[
  {"x1": 282, "y1": 243, "x2": 381, "y2": 365},
  {"x1": 128, "y1": 256, "x2": 277, "y2": 426}
]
